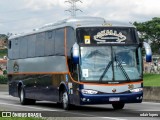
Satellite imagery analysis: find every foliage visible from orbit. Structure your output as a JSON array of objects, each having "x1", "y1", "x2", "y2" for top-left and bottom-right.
[
  {"x1": 143, "y1": 73, "x2": 160, "y2": 86},
  {"x1": 0, "y1": 34, "x2": 8, "y2": 41},
  {"x1": 0, "y1": 49, "x2": 7, "y2": 57},
  {"x1": 3, "y1": 70, "x2": 7, "y2": 75},
  {"x1": 134, "y1": 17, "x2": 160, "y2": 54},
  {"x1": 0, "y1": 75, "x2": 7, "y2": 84}
]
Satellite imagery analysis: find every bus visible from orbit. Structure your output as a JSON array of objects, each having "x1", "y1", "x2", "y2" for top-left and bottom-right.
[{"x1": 7, "y1": 17, "x2": 152, "y2": 110}]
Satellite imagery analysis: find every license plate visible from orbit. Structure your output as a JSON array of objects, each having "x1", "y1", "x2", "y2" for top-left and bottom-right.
[{"x1": 109, "y1": 97, "x2": 120, "y2": 102}]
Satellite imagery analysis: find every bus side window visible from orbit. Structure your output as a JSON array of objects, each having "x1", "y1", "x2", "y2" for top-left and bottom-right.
[
  {"x1": 36, "y1": 32, "x2": 45, "y2": 57},
  {"x1": 28, "y1": 35, "x2": 36, "y2": 58},
  {"x1": 12, "y1": 39, "x2": 19, "y2": 59},
  {"x1": 55, "y1": 28, "x2": 64, "y2": 55},
  {"x1": 19, "y1": 37, "x2": 27, "y2": 59},
  {"x1": 66, "y1": 27, "x2": 75, "y2": 56},
  {"x1": 45, "y1": 30, "x2": 55, "y2": 56}
]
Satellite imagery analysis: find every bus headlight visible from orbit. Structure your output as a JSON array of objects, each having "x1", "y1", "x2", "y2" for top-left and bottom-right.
[
  {"x1": 130, "y1": 88, "x2": 143, "y2": 93},
  {"x1": 81, "y1": 89, "x2": 98, "y2": 94}
]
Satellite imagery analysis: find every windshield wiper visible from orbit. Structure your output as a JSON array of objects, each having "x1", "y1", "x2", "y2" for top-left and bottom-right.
[
  {"x1": 99, "y1": 61, "x2": 112, "y2": 82},
  {"x1": 115, "y1": 57, "x2": 130, "y2": 81},
  {"x1": 99, "y1": 56, "x2": 130, "y2": 82}
]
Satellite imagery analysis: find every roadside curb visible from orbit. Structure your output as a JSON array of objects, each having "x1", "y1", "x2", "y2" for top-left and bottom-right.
[
  {"x1": 0, "y1": 84, "x2": 8, "y2": 92},
  {"x1": 143, "y1": 87, "x2": 160, "y2": 102},
  {"x1": 143, "y1": 99, "x2": 160, "y2": 103}
]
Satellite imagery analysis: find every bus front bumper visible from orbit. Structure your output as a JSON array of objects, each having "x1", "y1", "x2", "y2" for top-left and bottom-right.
[{"x1": 80, "y1": 92, "x2": 143, "y2": 105}]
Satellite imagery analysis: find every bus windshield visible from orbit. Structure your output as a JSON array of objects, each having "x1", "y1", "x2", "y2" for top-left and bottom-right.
[
  {"x1": 77, "y1": 27, "x2": 142, "y2": 83},
  {"x1": 80, "y1": 46, "x2": 142, "y2": 82}
]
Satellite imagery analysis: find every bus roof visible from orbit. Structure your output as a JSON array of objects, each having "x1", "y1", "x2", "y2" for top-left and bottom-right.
[{"x1": 9, "y1": 16, "x2": 135, "y2": 39}]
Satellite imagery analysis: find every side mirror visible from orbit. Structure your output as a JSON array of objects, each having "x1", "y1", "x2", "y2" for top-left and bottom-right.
[
  {"x1": 143, "y1": 42, "x2": 152, "y2": 62},
  {"x1": 72, "y1": 42, "x2": 79, "y2": 64}
]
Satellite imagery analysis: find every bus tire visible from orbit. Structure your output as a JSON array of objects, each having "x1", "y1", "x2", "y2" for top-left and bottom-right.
[
  {"x1": 112, "y1": 103, "x2": 125, "y2": 110},
  {"x1": 19, "y1": 86, "x2": 35, "y2": 105},
  {"x1": 61, "y1": 90, "x2": 70, "y2": 110}
]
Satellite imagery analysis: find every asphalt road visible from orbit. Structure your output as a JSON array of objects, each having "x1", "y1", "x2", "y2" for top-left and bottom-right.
[{"x1": 0, "y1": 91, "x2": 160, "y2": 120}]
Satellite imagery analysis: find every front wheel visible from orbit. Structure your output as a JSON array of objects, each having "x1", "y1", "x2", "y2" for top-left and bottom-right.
[
  {"x1": 61, "y1": 90, "x2": 70, "y2": 110},
  {"x1": 112, "y1": 103, "x2": 125, "y2": 110}
]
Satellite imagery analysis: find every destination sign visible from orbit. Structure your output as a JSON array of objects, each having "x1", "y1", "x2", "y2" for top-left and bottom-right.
[
  {"x1": 76, "y1": 27, "x2": 137, "y2": 45},
  {"x1": 94, "y1": 30, "x2": 126, "y2": 44}
]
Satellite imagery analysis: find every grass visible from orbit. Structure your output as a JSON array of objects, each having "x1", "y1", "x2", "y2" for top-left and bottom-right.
[
  {"x1": 143, "y1": 73, "x2": 160, "y2": 86},
  {"x1": 0, "y1": 49, "x2": 7, "y2": 57}
]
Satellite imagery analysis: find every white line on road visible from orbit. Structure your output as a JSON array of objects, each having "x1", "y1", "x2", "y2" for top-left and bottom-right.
[
  {"x1": 62, "y1": 111, "x2": 127, "y2": 120},
  {"x1": 0, "y1": 102, "x2": 63, "y2": 111},
  {"x1": 0, "y1": 102, "x2": 127, "y2": 120},
  {"x1": 100, "y1": 117, "x2": 127, "y2": 120}
]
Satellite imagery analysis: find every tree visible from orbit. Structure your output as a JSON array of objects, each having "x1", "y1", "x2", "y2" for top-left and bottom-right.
[
  {"x1": 0, "y1": 34, "x2": 8, "y2": 49},
  {"x1": 134, "y1": 17, "x2": 160, "y2": 54},
  {"x1": 0, "y1": 34, "x2": 8, "y2": 40}
]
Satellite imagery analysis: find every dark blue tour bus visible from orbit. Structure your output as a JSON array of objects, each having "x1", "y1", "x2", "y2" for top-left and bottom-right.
[{"x1": 7, "y1": 17, "x2": 152, "y2": 110}]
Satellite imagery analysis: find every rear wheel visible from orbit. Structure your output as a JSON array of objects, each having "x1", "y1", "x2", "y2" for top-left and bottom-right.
[
  {"x1": 112, "y1": 103, "x2": 125, "y2": 110},
  {"x1": 19, "y1": 86, "x2": 35, "y2": 105}
]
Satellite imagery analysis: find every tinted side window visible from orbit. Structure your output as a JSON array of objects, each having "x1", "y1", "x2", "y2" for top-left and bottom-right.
[
  {"x1": 19, "y1": 37, "x2": 27, "y2": 59},
  {"x1": 36, "y1": 32, "x2": 45, "y2": 57},
  {"x1": 28, "y1": 35, "x2": 36, "y2": 57},
  {"x1": 8, "y1": 40, "x2": 12, "y2": 59},
  {"x1": 66, "y1": 27, "x2": 75, "y2": 56},
  {"x1": 55, "y1": 29, "x2": 64, "y2": 55},
  {"x1": 8, "y1": 41, "x2": 12, "y2": 49},
  {"x1": 45, "y1": 30, "x2": 55, "y2": 56}
]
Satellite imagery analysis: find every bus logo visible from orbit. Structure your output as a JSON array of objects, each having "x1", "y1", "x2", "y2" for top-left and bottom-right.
[
  {"x1": 128, "y1": 84, "x2": 134, "y2": 89},
  {"x1": 13, "y1": 62, "x2": 19, "y2": 73},
  {"x1": 112, "y1": 88, "x2": 116, "y2": 93}
]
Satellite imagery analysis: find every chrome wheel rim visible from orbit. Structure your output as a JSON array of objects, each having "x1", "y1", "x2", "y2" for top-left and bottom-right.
[
  {"x1": 62, "y1": 92, "x2": 68, "y2": 109},
  {"x1": 20, "y1": 89, "x2": 24, "y2": 102}
]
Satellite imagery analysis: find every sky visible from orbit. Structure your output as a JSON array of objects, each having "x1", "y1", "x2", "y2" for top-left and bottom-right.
[{"x1": 0, "y1": 0, "x2": 160, "y2": 34}]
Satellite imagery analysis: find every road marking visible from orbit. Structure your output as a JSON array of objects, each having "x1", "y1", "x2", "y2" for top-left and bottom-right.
[
  {"x1": 100, "y1": 117, "x2": 127, "y2": 120},
  {"x1": 0, "y1": 102, "x2": 127, "y2": 120},
  {"x1": 0, "y1": 102, "x2": 63, "y2": 111},
  {"x1": 63, "y1": 111, "x2": 127, "y2": 120},
  {"x1": 58, "y1": 109, "x2": 127, "y2": 120}
]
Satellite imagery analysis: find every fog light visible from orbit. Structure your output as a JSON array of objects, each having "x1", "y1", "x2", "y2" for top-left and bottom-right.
[
  {"x1": 87, "y1": 99, "x2": 90, "y2": 102},
  {"x1": 81, "y1": 98, "x2": 86, "y2": 102}
]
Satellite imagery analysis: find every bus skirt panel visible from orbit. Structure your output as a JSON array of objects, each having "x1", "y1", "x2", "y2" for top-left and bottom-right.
[{"x1": 79, "y1": 92, "x2": 143, "y2": 105}]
